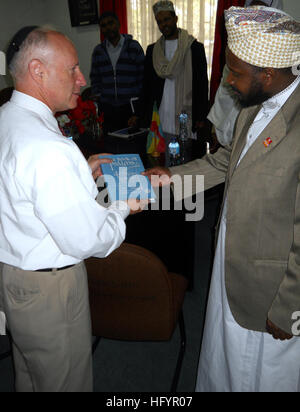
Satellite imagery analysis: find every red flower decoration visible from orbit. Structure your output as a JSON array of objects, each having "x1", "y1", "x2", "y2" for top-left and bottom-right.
[{"x1": 55, "y1": 96, "x2": 104, "y2": 138}]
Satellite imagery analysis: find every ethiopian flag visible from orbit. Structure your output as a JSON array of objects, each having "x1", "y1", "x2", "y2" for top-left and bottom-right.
[{"x1": 146, "y1": 102, "x2": 166, "y2": 155}]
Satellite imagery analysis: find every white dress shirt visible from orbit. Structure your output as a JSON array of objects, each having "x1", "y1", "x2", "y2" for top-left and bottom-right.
[
  {"x1": 106, "y1": 35, "x2": 125, "y2": 72},
  {"x1": 0, "y1": 91, "x2": 130, "y2": 334},
  {"x1": 0, "y1": 91, "x2": 130, "y2": 270},
  {"x1": 239, "y1": 75, "x2": 300, "y2": 164}
]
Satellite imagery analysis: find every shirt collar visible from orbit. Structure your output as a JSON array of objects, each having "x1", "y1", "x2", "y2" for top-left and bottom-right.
[
  {"x1": 11, "y1": 90, "x2": 53, "y2": 118},
  {"x1": 262, "y1": 76, "x2": 300, "y2": 112},
  {"x1": 106, "y1": 34, "x2": 124, "y2": 50},
  {"x1": 11, "y1": 90, "x2": 60, "y2": 131}
]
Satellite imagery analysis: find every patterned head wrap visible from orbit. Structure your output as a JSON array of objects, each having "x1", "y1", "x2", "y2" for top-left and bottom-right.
[
  {"x1": 225, "y1": 6, "x2": 300, "y2": 68},
  {"x1": 153, "y1": 1, "x2": 175, "y2": 16}
]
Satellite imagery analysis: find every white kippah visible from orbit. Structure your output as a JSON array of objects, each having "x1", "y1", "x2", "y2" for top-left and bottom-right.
[
  {"x1": 225, "y1": 6, "x2": 300, "y2": 68},
  {"x1": 153, "y1": 1, "x2": 175, "y2": 16}
]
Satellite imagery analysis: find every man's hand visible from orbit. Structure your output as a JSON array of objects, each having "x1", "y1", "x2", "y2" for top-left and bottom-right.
[
  {"x1": 143, "y1": 167, "x2": 172, "y2": 188},
  {"x1": 88, "y1": 154, "x2": 112, "y2": 180},
  {"x1": 127, "y1": 198, "x2": 149, "y2": 215},
  {"x1": 266, "y1": 319, "x2": 293, "y2": 341}
]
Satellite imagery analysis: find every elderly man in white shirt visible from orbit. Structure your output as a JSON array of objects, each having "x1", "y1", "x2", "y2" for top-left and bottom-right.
[{"x1": 0, "y1": 26, "x2": 141, "y2": 392}]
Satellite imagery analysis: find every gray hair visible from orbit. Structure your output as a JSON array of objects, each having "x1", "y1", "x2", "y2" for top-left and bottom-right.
[{"x1": 9, "y1": 26, "x2": 57, "y2": 80}]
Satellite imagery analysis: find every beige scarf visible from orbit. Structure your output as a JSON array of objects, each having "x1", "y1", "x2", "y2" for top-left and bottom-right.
[{"x1": 153, "y1": 29, "x2": 195, "y2": 134}]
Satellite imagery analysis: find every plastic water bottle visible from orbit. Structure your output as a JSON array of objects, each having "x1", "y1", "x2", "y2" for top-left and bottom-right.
[
  {"x1": 168, "y1": 136, "x2": 180, "y2": 167},
  {"x1": 179, "y1": 111, "x2": 191, "y2": 163},
  {"x1": 179, "y1": 111, "x2": 188, "y2": 142}
]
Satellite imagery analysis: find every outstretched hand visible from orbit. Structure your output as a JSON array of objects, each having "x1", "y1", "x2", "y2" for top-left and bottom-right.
[
  {"x1": 88, "y1": 154, "x2": 112, "y2": 180},
  {"x1": 127, "y1": 198, "x2": 149, "y2": 215},
  {"x1": 143, "y1": 167, "x2": 172, "y2": 187}
]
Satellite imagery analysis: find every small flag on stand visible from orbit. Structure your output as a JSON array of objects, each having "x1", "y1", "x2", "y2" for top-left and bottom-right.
[{"x1": 146, "y1": 102, "x2": 166, "y2": 157}]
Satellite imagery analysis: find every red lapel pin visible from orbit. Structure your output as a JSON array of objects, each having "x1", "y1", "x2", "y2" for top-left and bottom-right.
[{"x1": 263, "y1": 137, "x2": 273, "y2": 148}]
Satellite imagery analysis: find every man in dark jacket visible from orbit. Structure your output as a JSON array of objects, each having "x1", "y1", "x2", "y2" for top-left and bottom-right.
[
  {"x1": 90, "y1": 12, "x2": 145, "y2": 142},
  {"x1": 143, "y1": 1, "x2": 209, "y2": 157}
]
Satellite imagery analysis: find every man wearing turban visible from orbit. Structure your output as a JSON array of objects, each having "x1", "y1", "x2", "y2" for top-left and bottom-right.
[
  {"x1": 145, "y1": 5, "x2": 300, "y2": 392},
  {"x1": 142, "y1": 1, "x2": 209, "y2": 154},
  {"x1": 208, "y1": 0, "x2": 284, "y2": 148}
]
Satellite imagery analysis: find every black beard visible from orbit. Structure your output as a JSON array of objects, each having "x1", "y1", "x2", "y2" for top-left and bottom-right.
[
  {"x1": 238, "y1": 90, "x2": 272, "y2": 108},
  {"x1": 163, "y1": 26, "x2": 178, "y2": 39},
  {"x1": 231, "y1": 81, "x2": 271, "y2": 108}
]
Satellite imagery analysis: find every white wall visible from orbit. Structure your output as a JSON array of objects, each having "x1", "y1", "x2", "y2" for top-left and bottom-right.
[
  {"x1": 0, "y1": 0, "x2": 46, "y2": 89},
  {"x1": 0, "y1": 0, "x2": 100, "y2": 89},
  {"x1": 43, "y1": 0, "x2": 100, "y2": 89}
]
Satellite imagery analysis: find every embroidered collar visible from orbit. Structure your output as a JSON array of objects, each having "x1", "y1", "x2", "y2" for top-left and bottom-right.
[{"x1": 262, "y1": 75, "x2": 300, "y2": 112}]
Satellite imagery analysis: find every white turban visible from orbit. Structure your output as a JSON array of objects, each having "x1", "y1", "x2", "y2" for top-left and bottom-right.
[
  {"x1": 225, "y1": 6, "x2": 300, "y2": 68},
  {"x1": 153, "y1": 1, "x2": 175, "y2": 16}
]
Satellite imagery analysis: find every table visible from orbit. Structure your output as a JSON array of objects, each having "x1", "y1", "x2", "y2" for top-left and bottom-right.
[
  {"x1": 125, "y1": 139, "x2": 224, "y2": 287},
  {"x1": 125, "y1": 182, "x2": 224, "y2": 287},
  {"x1": 80, "y1": 133, "x2": 224, "y2": 287},
  {"x1": 103, "y1": 131, "x2": 148, "y2": 157}
]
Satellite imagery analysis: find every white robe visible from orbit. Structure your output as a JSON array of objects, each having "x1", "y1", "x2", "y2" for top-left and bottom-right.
[{"x1": 196, "y1": 77, "x2": 300, "y2": 392}]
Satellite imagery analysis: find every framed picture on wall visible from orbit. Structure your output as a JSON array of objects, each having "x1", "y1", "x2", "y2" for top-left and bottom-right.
[{"x1": 68, "y1": 0, "x2": 99, "y2": 27}]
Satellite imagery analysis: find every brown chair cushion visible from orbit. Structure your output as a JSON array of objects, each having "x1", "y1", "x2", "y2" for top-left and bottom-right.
[{"x1": 86, "y1": 243, "x2": 188, "y2": 341}]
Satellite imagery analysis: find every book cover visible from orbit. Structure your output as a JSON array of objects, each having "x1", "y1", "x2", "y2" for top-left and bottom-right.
[{"x1": 99, "y1": 154, "x2": 156, "y2": 203}]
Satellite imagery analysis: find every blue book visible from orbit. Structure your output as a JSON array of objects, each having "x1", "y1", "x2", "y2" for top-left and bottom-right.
[{"x1": 99, "y1": 154, "x2": 156, "y2": 203}]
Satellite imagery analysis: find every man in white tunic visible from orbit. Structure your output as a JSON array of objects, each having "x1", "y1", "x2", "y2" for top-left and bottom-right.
[
  {"x1": 0, "y1": 27, "x2": 141, "y2": 392},
  {"x1": 145, "y1": 6, "x2": 300, "y2": 392},
  {"x1": 143, "y1": 0, "x2": 209, "y2": 155}
]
